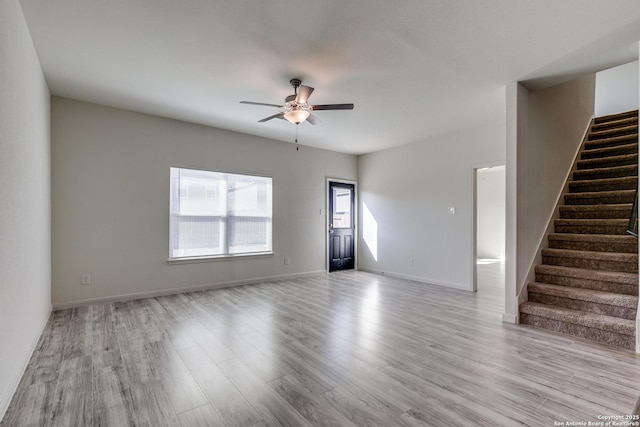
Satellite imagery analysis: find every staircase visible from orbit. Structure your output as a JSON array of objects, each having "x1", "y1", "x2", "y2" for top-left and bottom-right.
[{"x1": 520, "y1": 110, "x2": 639, "y2": 351}]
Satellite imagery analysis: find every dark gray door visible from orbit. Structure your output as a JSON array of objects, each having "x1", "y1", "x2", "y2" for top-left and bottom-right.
[{"x1": 328, "y1": 182, "x2": 355, "y2": 272}]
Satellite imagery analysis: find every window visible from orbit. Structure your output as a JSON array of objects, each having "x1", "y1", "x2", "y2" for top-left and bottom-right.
[{"x1": 169, "y1": 167, "x2": 272, "y2": 259}]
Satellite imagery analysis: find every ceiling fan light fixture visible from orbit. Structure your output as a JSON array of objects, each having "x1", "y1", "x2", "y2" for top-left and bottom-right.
[{"x1": 284, "y1": 109, "x2": 310, "y2": 124}]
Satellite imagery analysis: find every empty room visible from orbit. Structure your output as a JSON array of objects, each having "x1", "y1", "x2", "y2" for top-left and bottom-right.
[{"x1": 2, "y1": 1, "x2": 640, "y2": 426}]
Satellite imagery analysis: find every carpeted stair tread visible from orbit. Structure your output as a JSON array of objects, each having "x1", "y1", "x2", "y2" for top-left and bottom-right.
[
  {"x1": 580, "y1": 143, "x2": 638, "y2": 160},
  {"x1": 563, "y1": 189, "x2": 635, "y2": 205},
  {"x1": 576, "y1": 153, "x2": 638, "y2": 170},
  {"x1": 593, "y1": 110, "x2": 638, "y2": 124},
  {"x1": 554, "y1": 218, "x2": 629, "y2": 226},
  {"x1": 528, "y1": 283, "x2": 638, "y2": 309},
  {"x1": 520, "y1": 302, "x2": 635, "y2": 336},
  {"x1": 541, "y1": 248, "x2": 638, "y2": 272},
  {"x1": 548, "y1": 233, "x2": 638, "y2": 253},
  {"x1": 559, "y1": 204, "x2": 633, "y2": 219},
  {"x1": 520, "y1": 312, "x2": 635, "y2": 350},
  {"x1": 568, "y1": 176, "x2": 637, "y2": 193},
  {"x1": 591, "y1": 116, "x2": 638, "y2": 132},
  {"x1": 553, "y1": 218, "x2": 629, "y2": 235},
  {"x1": 542, "y1": 247, "x2": 638, "y2": 262},
  {"x1": 529, "y1": 292, "x2": 637, "y2": 320},
  {"x1": 529, "y1": 282, "x2": 638, "y2": 309},
  {"x1": 587, "y1": 124, "x2": 638, "y2": 141},
  {"x1": 535, "y1": 264, "x2": 638, "y2": 295},
  {"x1": 584, "y1": 134, "x2": 638, "y2": 150},
  {"x1": 573, "y1": 164, "x2": 638, "y2": 181}
]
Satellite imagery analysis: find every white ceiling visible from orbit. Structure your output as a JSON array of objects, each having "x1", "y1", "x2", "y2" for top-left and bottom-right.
[{"x1": 18, "y1": 0, "x2": 640, "y2": 155}]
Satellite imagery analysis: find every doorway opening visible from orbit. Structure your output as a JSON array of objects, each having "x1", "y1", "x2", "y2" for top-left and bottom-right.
[
  {"x1": 472, "y1": 165, "x2": 505, "y2": 297},
  {"x1": 327, "y1": 180, "x2": 356, "y2": 272}
]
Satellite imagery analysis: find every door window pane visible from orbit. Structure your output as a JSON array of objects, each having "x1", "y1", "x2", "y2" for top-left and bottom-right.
[{"x1": 332, "y1": 188, "x2": 352, "y2": 228}]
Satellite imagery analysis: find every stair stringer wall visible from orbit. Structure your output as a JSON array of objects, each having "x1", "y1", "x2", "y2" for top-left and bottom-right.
[{"x1": 507, "y1": 75, "x2": 596, "y2": 323}]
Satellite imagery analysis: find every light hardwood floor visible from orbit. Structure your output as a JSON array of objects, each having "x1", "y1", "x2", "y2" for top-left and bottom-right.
[{"x1": 2, "y1": 267, "x2": 639, "y2": 426}]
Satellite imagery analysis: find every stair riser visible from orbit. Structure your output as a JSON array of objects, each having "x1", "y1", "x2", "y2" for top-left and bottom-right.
[
  {"x1": 581, "y1": 144, "x2": 638, "y2": 160},
  {"x1": 564, "y1": 193, "x2": 635, "y2": 205},
  {"x1": 591, "y1": 118, "x2": 638, "y2": 132},
  {"x1": 585, "y1": 136, "x2": 638, "y2": 151},
  {"x1": 559, "y1": 207, "x2": 632, "y2": 219},
  {"x1": 573, "y1": 165, "x2": 638, "y2": 181},
  {"x1": 568, "y1": 180, "x2": 637, "y2": 193},
  {"x1": 534, "y1": 272, "x2": 637, "y2": 295},
  {"x1": 554, "y1": 224, "x2": 629, "y2": 235},
  {"x1": 588, "y1": 126, "x2": 638, "y2": 141},
  {"x1": 588, "y1": 132, "x2": 638, "y2": 143},
  {"x1": 577, "y1": 156, "x2": 638, "y2": 170},
  {"x1": 594, "y1": 111, "x2": 638, "y2": 124},
  {"x1": 520, "y1": 313, "x2": 635, "y2": 350},
  {"x1": 548, "y1": 240, "x2": 638, "y2": 253},
  {"x1": 541, "y1": 255, "x2": 638, "y2": 273},
  {"x1": 528, "y1": 293, "x2": 637, "y2": 320}
]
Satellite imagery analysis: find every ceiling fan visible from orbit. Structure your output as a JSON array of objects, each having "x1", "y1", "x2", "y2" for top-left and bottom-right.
[{"x1": 240, "y1": 79, "x2": 354, "y2": 125}]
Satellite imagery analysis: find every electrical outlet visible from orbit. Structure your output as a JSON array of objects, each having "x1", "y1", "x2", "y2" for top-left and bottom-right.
[
  {"x1": 448, "y1": 207, "x2": 456, "y2": 215},
  {"x1": 409, "y1": 258, "x2": 414, "y2": 266},
  {"x1": 284, "y1": 257, "x2": 290, "y2": 265},
  {"x1": 81, "y1": 274, "x2": 91, "y2": 285}
]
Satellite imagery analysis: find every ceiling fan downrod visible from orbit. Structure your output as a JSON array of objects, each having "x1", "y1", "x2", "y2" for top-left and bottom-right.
[{"x1": 290, "y1": 78, "x2": 302, "y2": 91}]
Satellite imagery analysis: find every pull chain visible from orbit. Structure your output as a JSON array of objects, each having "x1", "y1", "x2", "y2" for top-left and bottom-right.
[{"x1": 295, "y1": 124, "x2": 299, "y2": 151}]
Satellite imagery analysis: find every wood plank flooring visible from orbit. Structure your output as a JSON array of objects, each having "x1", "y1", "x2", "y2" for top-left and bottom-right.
[{"x1": 2, "y1": 266, "x2": 640, "y2": 426}]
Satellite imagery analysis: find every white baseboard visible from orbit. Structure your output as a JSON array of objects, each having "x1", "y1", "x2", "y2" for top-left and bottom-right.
[
  {"x1": 52, "y1": 271, "x2": 327, "y2": 310},
  {"x1": 359, "y1": 268, "x2": 471, "y2": 291},
  {"x1": 0, "y1": 304, "x2": 52, "y2": 421}
]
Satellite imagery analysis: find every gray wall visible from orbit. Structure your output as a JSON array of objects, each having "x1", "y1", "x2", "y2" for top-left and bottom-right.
[
  {"x1": 51, "y1": 97, "x2": 357, "y2": 307},
  {"x1": 0, "y1": 0, "x2": 52, "y2": 417},
  {"x1": 357, "y1": 118, "x2": 506, "y2": 290},
  {"x1": 595, "y1": 61, "x2": 638, "y2": 117},
  {"x1": 505, "y1": 75, "x2": 595, "y2": 321}
]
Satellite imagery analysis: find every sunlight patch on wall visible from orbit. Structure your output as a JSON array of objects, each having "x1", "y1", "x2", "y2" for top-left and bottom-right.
[{"x1": 362, "y1": 202, "x2": 378, "y2": 261}]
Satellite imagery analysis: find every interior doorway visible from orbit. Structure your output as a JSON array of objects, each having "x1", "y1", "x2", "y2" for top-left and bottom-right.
[{"x1": 472, "y1": 165, "x2": 505, "y2": 295}]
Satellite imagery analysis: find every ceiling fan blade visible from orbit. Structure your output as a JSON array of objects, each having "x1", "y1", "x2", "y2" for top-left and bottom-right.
[
  {"x1": 295, "y1": 85, "x2": 314, "y2": 104},
  {"x1": 306, "y1": 113, "x2": 321, "y2": 125},
  {"x1": 258, "y1": 112, "x2": 285, "y2": 122},
  {"x1": 311, "y1": 103, "x2": 354, "y2": 111},
  {"x1": 240, "y1": 101, "x2": 283, "y2": 108}
]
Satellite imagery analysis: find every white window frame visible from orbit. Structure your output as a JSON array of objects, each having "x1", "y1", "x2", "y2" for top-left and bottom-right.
[{"x1": 169, "y1": 167, "x2": 273, "y2": 261}]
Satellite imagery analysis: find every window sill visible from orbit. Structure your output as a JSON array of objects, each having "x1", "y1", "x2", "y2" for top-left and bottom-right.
[{"x1": 167, "y1": 252, "x2": 273, "y2": 265}]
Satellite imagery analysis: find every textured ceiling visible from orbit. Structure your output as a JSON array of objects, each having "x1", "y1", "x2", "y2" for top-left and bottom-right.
[{"x1": 18, "y1": 0, "x2": 640, "y2": 154}]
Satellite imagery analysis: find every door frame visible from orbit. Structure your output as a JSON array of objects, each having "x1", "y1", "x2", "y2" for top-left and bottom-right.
[
  {"x1": 471, "y1": 161, "x2": 505, "y2": 292},
  {"x1": 326, "y1": 178, "x2": 358, "y2": 273}
]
